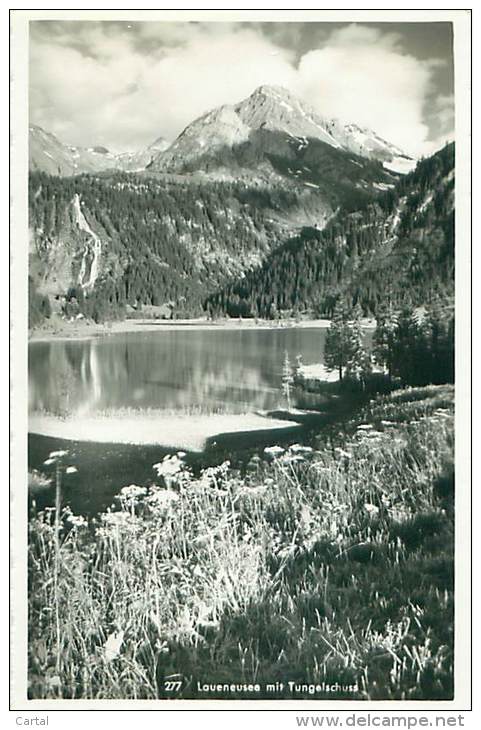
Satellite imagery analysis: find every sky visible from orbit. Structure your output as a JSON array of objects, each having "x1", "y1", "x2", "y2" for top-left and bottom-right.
[{"x1": 29, "y1": 20, "x2": 455, "y2": 158}]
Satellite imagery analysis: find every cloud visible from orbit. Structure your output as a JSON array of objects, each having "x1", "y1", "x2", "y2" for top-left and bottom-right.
[
  {"x1": 296, "y1": 24, "x2": 444, "y2": 157},
  {"x1": 29, "y1": 21, "x2": 453, "y2": 157}
]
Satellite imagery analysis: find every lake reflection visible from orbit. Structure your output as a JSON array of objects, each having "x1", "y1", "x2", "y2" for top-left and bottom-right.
[{"x1": 29, "y1": 327, "x2": 328, "y2": 417}]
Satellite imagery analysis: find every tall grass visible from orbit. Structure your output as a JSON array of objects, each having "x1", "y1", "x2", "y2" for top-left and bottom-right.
[{"x1": 28, "y1": 385, "x2": 454, "y2": 700}]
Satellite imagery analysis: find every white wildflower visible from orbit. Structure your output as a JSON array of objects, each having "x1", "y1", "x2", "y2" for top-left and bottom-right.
[
  {"x1": 357, "y1": 424, "x2": 374, "y2": 431},
  {"x1": 101, "y1": 511, "x2": 131, "y2": 526},
  {"x1": 119, "y1": 484, "x2": 147, "y2": 500},
  {"x1": 148, "y1": 489, "x2": 179, "y2": 509},
  {"x1": 240, "y1": 485, "x2": 267, "y2": 498},
  {"x1": 66, "y1": 513, "x2": 86, "y2": 528},
  {"x1": 103, "y1": 630, "x2": 124, "y2": 662},
  {"x1": 65, "y1": 466, "x2": 78, "y2": 474},
  {"x1": 364, "y1": 503, "x2": 380, "y2": 515},
  {"x1": 290, "y1": 444, "x2": 313, "y2": 453},
  {"x1": 153, "y1": 455, "x2": 183, "y2": 477},
  {"x1": 43, "y1": 458, "x2": 56, "y2": 466},
  {"x1": 334, "y1": 448, "x2": 352, "y2": 459},
  {"x1": 264, "y1": 445, "x2": 285, "y2": 457},
  {"x1": 280, "y1": 453, "x2": 305, "y2": 463}
]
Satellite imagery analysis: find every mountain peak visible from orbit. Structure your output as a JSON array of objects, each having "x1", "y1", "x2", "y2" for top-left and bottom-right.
[
  {"x1": 150, "y1": 86, "x2": 415, "y2": 175},
  {"x1": 250, "y1": 84, "x2": 294, "y2": 100},
  {"x1": 29, "y1": 124, "x2": 170, "y2": 176}
]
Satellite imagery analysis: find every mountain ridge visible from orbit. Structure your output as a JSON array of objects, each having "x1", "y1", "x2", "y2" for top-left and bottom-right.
[
  {"x1": 150, "y1": 85, "x2": 415, "y2": 175},
  {"x1": 29, "y1": 124, "x2": 169, "y2": 176},
  {"x1": 28, "y1": 89, "x2": 451, "y2": 329},
  {"x1": 205, "y1": 143, "x2": 454, "y2": 319}
]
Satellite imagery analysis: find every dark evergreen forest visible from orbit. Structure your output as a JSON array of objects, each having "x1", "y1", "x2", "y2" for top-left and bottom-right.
[
  {"x1": 28, "y1": 171, "x2": 316, "y2": 320},
  {"x1": 206, "y1": 144, "x2": 454, "y2": 318},
  {"x1": 28, "y1": 143, "x2": 454, "y2": 325}
]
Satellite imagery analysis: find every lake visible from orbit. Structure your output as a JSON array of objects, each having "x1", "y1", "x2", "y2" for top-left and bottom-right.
[
  {"x1": 28, "y1": 326, "x2": 329, "y2": 515},
  {"x1": 29, "y1": 326, "x2": 328, "y2": 417}
]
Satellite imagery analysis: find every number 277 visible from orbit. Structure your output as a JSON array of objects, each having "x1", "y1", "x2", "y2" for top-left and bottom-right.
[{"x1": 164, "y1": 680, "x2": 182, "y2": 692}]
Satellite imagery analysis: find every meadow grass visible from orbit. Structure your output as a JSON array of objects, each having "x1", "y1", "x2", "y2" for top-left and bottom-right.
[{"x1": 28, "y1": 384, "x2": 454, "y2": 700}]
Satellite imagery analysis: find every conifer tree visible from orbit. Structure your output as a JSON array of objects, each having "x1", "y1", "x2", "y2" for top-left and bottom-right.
[
  {"x1": 390, "y1": 307, "x2": 423, "y2": 384},
  {"x1": 282, "y1": 350, "x2": 293, "y2": 410},
  {"x1": 324, "y1": 300, "x2": 369, "y2": 381},
  {"x1": 373, "y1": 305, "x2": 397, "y2": 377}
]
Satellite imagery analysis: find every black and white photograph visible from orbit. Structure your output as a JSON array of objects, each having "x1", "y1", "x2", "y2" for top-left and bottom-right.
[{"x1": 10, "y1": 8, "x2": 471, "y2": 710}]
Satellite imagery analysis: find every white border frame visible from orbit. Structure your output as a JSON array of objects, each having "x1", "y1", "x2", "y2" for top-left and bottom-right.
[{"x1": 9, "y1": 7, "x2": 472, "y2": 712}]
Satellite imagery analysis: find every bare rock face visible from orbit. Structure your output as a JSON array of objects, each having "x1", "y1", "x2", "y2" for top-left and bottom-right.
[
  {"x1": 28, "y1": 86, "x2": 429, "y2": 329},
  {"x1": 29, "y1": 125, "x2": 169, "y2": 176},
  {"x1": 150, "y1": 85, "x2": 415, "y2": 174}
]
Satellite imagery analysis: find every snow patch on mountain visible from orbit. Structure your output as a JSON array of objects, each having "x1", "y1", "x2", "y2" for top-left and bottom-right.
[
  {"x1": 29, "y1": 125, "x2": 169, "y2": 176},
  {"x1": 150, "y1": 85, "x2": 415, "y2": 174},
  {"x1": 383, "y1": 157, "x2": 418, "y2": 175}
]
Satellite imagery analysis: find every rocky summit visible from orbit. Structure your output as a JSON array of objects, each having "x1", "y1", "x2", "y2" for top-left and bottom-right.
[
  {"x1": 28, "y1": 85, "x2": 451, "y2": 330},
  {"x1": 149, "y1": 85, "x2": 415, "y2": 175},
  {"x1": 29, "y1": 125, "x2": 169, "y2": 177}
]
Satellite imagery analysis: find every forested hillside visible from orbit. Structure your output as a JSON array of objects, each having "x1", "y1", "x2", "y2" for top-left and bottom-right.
[
  {"x1": 206, "y1": 144, "x2": 454, "y2": 318},
  {"x1": 29, "y1": 171, "x2": 332, "y2": 322},
  {"x1": 28, "y1": 142, "x2": 453, "y2": 326}
]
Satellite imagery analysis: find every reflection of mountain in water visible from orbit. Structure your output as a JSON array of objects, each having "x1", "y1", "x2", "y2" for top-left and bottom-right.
[{"x1": 29, "y1": 329, "x2": 327, "y2": 416}]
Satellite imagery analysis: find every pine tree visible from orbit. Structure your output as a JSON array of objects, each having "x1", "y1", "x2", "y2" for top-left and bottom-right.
[
  {"x1": 390, "y1": 307, "x2": 423, "y2": 384},
  {"x1": 373, "y1": 305, "x2": 397, "y2": 376},
  {"x1": 324, "y1": 300, "x2": 369, "y2": 381},
  {"x1": 345, "y1": 303, "x2": 372, "y2": 386},
  {"x1": 282, "y1": 350, "x2": 293, "y2": 410}
]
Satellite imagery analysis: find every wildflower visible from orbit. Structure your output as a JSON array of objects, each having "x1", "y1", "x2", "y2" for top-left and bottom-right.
[
  {"x1": 101, "y1": 511, "x2": 131, "y2": 526},
  {"x1": 198, "y1": 462, "x2": 230, "y2": 488},
  {"x1": 290, "y1": 444, "x2": 313, "y2": 453},
  {"x1": 240, "y1": 485, "x2": 267, "y2": 498},
  {"x1": 357, "y1": 424, "x2": 374, "y2": 431},
  {"x1": 119, "y1": 484, "x2": 147, "y2": 500},
  {"x1": 381, "y1": 420, "x2": 395, "y2": 426},
  {"x1": 153, "y1": 455, "x2": 184, "y2": 477},
  {"x1": 65, "y1": 466, "x2": 78, "y2": 474},
  {"x1": 176, "y1": 451, "x2": 187, "y2": 458},
  {"x1": 43, "y1": 458, "x2": 56, "y2": 466},
  {"x1": 364, "y1": 503, "x2": 380, "y2": 515},
  {"x1": 66, "y1": 513, "x2": 86, "y2": 528},
  {"x1": 264, "y1": 445, "x2": 285, "y2": 458},
  {"x1": 334, "y1": 448, "x2": 352, "y2": 459},
  {"x1": 147, "y1": 489, "x2": 179, "y2": 509},
  {"x1": 280, "y1": 453, "x2": 305, "y2": 463},
  {"x1": 103, "y1": 630, "x2": 124, "y2": 662},
  {"x1": 300, "y1": 504, "x2": 312, "y2": 525},
  {"x1": 28, "y1": 470, "x2": 51, "y2": 489}
]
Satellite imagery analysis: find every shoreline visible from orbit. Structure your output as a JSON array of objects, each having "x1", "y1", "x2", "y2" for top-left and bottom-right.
[
  {"x1": 28, "y1": 316, "x2": 376, "y2": 344},
  {"x1": 29, "y1": 410, "x2": 304, "y2": 453}
]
